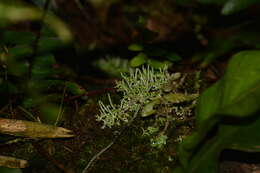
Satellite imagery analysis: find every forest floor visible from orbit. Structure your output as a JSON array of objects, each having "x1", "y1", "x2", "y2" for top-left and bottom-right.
[{"x1": 0, "y1": 57, "x2": 259, "y2": 173}]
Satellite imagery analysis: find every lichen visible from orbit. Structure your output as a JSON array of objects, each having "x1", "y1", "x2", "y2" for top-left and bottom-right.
[{"x1": 96, "y1": 65, "x2": 200, "y2": 148}]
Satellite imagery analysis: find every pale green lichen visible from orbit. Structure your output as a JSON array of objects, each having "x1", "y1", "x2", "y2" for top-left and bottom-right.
[
  {"x1": 96, "y1": 65, "x2": 200, "y2": 148},
  {"x1": 97, "y1": 66, "x2": 170, "y2": 128},
  {"x1": 116, "y1": 66, "x2": 170, "y2": 104},
  {"x1": 97, "y1": 94, "x2": 130, "y2": 128}
]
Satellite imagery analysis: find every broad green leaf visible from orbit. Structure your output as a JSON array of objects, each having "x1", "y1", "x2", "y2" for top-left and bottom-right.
[
  {"x1": 130, "y1": 52, "x2": 147, "y2": 67},
  {"x1": 184, "y1": 50, "x2": 260, "y2": 150},
  {"x1": 220, "y1": 114, "x2": 260, "y2": 152},
  {"x1": 195, "y1": 81, "x2": 222, "y2": 127},
  {"x1": 198, "y1": 50, "x2": 260, "y2": 125},
  {"x1": 184, "y1": 113, "x2": 260, "y2": 173},
  {"x1": 179, "y1": 118, "x2": 218, "y2": 165},
  {"x1": 179, "y1": 50, "x2": 260, "y2": 171},
  {"x1": 222, "y1": 0, "x2": 260, "y2": 15},
  {"x1": 186, "y1": 135, "x2": 222, "y2": 173},
  {"x1": 217, "y1": 51, "x2": 260, "y2": 117}
]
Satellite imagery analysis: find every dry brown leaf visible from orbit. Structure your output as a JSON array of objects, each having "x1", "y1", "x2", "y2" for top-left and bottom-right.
[
  {"x1": 0, "y1": 118, "x2": 74, "y2": 138},
  {"x1": 0, "y1": 155, "x2": 28, "y2": 168}
]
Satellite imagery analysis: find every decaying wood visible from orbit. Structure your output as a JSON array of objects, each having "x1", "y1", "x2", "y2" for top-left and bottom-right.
[
  {"x1": 0, "y1": 155, "x2": 28, "y2": 168},
  {"x1": 0, "y1": 118, "x2": 74, "y2": 138}
]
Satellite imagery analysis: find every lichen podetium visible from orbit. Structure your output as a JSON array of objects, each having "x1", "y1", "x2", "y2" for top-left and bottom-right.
[{"x1": 96, "y1": 65, "x2": 200, "y2": 148}]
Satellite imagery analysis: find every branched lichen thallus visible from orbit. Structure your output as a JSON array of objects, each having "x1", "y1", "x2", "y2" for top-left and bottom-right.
[{"x1": 96, "y1": 66, "x2": 171, "y2": 128}]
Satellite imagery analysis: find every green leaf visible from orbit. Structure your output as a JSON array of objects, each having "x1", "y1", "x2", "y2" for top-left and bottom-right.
[
  {"x1": 185, "y1": 135, "x2": 221, "y2": 173},
  {"x1": 222, "y1": 0, "x2": 260, "y2": 15},
  {"x1": 179, "y1": 50, "x2": 260, "y2": 172},
  {"x1": 217, "y1": 52, "x2": 260, "y2": 117},
  {"x1": 184, "y1": 114, "x2": 260, "y2": 173},
  {"x1": 199, "y1": 50, "x2": 260, "y2": 122},
  {"x1": 128, "y1": 43, "x2": 143, "y2": 51},
  {"x1": 130, "y1": 52, "x2": 148, "y2": 67},
  {"x1": 185, "y1": 50, "x2": 260, "y2": 149},
  {"x1": 220, "y1": 115, "x2": 260, "y2": 152}
]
